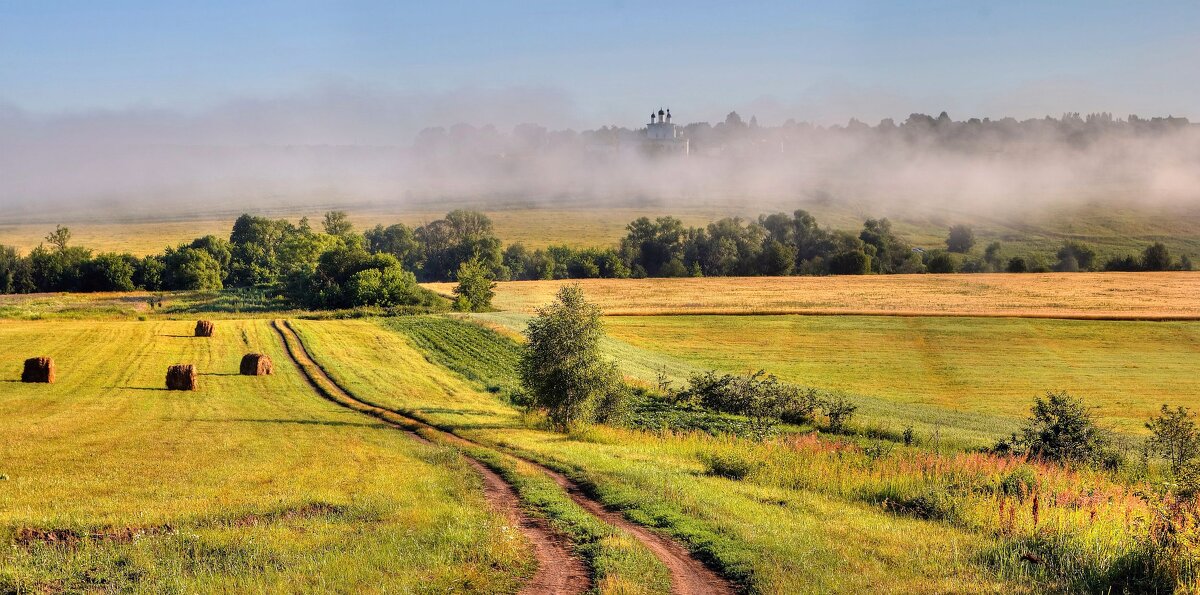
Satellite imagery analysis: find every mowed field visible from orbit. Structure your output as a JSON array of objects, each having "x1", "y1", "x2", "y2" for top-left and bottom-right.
[
  {"x1": 0, "y1": 319, "x2": 529, "y2": 593},
  {"x1": 427, "y1": 272, "x2": 1200, "y2": 318},
  {"x1": 603, "y1": 315, "x2": 1200, "y2": 434}
]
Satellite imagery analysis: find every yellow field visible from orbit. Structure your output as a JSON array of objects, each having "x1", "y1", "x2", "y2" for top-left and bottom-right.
[
  {"x1": 428, "y1": 272, "x2": 1200, "y2": 319},
  {"x1": 0, "y1": 207, "x2": 727, "y2": 256},
  {"x1": 0, "y1": 319, "x2": 527, "y2": 592}
]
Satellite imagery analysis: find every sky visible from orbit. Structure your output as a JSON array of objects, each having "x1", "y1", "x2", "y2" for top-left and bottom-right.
[{"x1": 2, "y1": 0, "x2": 1199, "y2": 128}]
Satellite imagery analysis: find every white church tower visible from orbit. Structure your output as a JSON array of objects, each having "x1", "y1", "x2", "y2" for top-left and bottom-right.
[{"x1": 643, "y1": 108, "x2": 689, "y2": 154}]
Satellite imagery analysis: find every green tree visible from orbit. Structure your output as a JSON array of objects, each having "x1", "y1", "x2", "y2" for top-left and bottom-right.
[
  {"x1": 1010, "y1": 391, "x2": 1109, "y2": 465},
  {"x1": 1007, "y1": 257, "x2": 1028, "y2": 273},
  {"x1": 828, "y1": 250, "x2": 870, "y2": 275},
  {"x1": 453, "y1": 259, "x2": 496, "y2": 312},
  {"x1": 1146, "y1": 405, "x2": 1200, "y2": 476},
  {"x1": 45, "y1": 225, "x2": 71, "y2": 251},
  {"x1": 322, "y1": 211, "x2": 354, "y2": 237},
  {"x1": 81, "y1": 252, "x2": 137, "y2": 292},
  {"x1": 1056, "y1": 241, "x2": 1097, "y2": 272},
  {"x1": 162, "y1": 247, "x2": 224, "y2": 290},
  {"x1": 925, "y1": 250, "x2": 956, "y2": 273},
  {"x1": 945, "y1": 225, "x2": 975, "y2": 253},
  {"x1": 983, "y1": 242, "x2": 1004, "y2": 271},
  {"x1": 1142, "y1": 242, "x2": 1172, "y2": 271},
  {"x1": 519, "y1": 285, "x2": 625, "y2": 431}
]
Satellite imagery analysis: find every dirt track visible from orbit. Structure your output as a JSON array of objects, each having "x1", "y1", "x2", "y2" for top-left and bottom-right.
[
  {"x1": 272, "y1": 321, "x2": 589, "y2": 594},
  {"x1": 272, "y1": 319, "x2": 735, "y2": 595}
]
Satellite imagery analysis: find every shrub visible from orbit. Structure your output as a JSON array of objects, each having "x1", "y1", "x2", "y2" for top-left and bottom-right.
[
  {"x1": 1146, "y1": 405, "x2": 1200, "y2": 477},
  {"x1": 1006, "y1": 391, "x2": 1110, "y2": 465},
  {"x1": 822, "y1": 396, "x2": 858, "y2": 433},
  {"x1": 925, "y1": 250, "x2": 956, "y2": 273},
  {"x1": 700, "y1": 451, "x2": 762, "y2": 480},
  {"x1": 452, "y1": 258, "x2": 496, "y2": 312},
  {"x1": 1006, "y1": 257, "x2": 1028, "y2": 273}
]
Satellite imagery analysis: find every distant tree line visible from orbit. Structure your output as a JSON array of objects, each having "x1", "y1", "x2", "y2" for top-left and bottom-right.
[{"x1": 0, "y1": 209, "x2": 1193, "y2": 303}]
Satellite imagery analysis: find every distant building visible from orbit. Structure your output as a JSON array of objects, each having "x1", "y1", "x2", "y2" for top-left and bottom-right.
[{"x1": 643, "y1": 108, "x2": 689, "y2": 155}]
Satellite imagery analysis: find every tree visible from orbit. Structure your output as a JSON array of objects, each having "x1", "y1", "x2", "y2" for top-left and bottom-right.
[
  {"x1": 925, "y1": 250, "x2": 956, "y2": 273},
  {"x1": 1056, "y1": 241, "x2": 1097, "y2": 272},
  {"x1": 81, "y1": 252, "x2": 136, "y2": 292},
  {"x1": 945, "y1": 225, "x2": 976, "y2": 253},
  {"x1": 162, "y1": 247, "x2": 223, "y2": 290},
  {"x1": 45, "y1": 225, "x2": 71, "y2": 251},
  {"x1": 416, "y1": 210, "x2": 505, "y2": 281},
  {"x1": 1007, "y1": 257, "x2": 1028, "y2": 273},
  {"x1": 322, "y1": 211, "x2": 354, "y2": 237},
  {"x1": 759, "y1": 240, "x2": 796, "y2": 276},
  {"x1": 364, "y1": 223, "x2": 421, "y2": 270},
  {"x1": 453, "y1": 259, "x2": 496, "y2": 312},
  {"x1": 828, "y1": 250, "x2": 870, "y2": 275},
  {"x1": 1142, "y1": 242, "x2": 1172, "y2": 271},
  {"x1": 984, "y1": 242, "x2": 1004, "y2": 271},
  {"x1": 519, "y1": 285, "x2": 625, "y2": 431},
  {"x1": 1146, "y1": 405, "x2": 1200, "y2": 476},
  {"x1": 1010, "y1": 391, "x2": 1109, "y2": 465}
]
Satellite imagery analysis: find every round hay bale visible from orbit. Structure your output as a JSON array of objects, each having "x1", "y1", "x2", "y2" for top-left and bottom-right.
[
  {"x1": 194, "y1": 320, "x2": 215, "y2": 337},
  {"x1": 165, "y1": 364, "x2": 197, "y2": 391},
  {"x1": 21, "y1": 357, "x2": 55, "y2": 383},
  {"x1": 239, "y1": 353, "x2": 274, "y2": 376}
]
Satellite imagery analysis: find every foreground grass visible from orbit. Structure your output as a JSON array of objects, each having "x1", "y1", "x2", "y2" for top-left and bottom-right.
[
  {"x1": 0, "y1": 319, "x2": 528, "y2": 592},
  {"x1": 292, "y1": 317, "x2": 1030, "y2": 593},
  {"x1": 426, "y1": 272, "x2": 1200, "y2": 319}
]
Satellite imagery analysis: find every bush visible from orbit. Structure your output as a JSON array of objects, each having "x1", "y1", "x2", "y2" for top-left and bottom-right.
[
  {"x1": 1146, "y1": 405, "x2": 1200, "y2": 477},
  {"x1": 925, "y1": 251, "x2": 956, "y2": 273},
  {"x1": 700, "y1": 451, "x2": 762, "y2": 480},
  {"x1": 822, "y1": 396, "x2": 858, "y2": 433},
  {"x1": 1006, "y1": 257, "x2": 1028, "y2": 273},
  {"x1": 453, "y1": 259, "x2": 497, "y2": 312},
  {"x1": 1002, "y1": 391, "x2": 1110, "y2": 465}
]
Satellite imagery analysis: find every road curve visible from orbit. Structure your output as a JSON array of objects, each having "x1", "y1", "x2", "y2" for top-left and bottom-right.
[
  {"x1": 272, "y1": 320, "x2": 589, "y2": 594},
  {"x1": 271, "y1": 319, "x2": 736, "y2": 595}
]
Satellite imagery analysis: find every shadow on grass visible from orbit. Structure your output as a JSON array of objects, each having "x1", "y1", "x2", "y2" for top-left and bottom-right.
[
  {"x1": 114, "y1": 386, "x2": 168, "y2": 391},
  {"x1": 156, "y1": 334, "x2": 195, "y2": 338},
  {"x1": 199, "y1": 372, "x2": 240, "y2": 377}
]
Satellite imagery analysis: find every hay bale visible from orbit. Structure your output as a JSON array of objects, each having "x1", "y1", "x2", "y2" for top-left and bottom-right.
[
  {"x1": 165, "y1": 364, "x2": 197, "y2": 391},
  {"x1": 194, "y1": 320, "x2": 215, "y2": 337},
  {"x1": 239, "y1": 353, "x2": 274, "y2": 376},
  {"x1": 21, "y1": 357, "x2": 55, "y2": 383}
]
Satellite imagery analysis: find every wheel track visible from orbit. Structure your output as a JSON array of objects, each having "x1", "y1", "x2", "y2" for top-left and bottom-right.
[
  {"x1": 270, "y1": 320, "x2": 588, "y2": 595},
  {"x1": 271, "y1": 319, "x2": 735, "y2": 595}
]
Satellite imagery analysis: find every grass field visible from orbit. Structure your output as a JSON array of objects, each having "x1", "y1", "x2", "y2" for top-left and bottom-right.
[
  {"x1": 0, "y1": 319, "x2": 530, "y2": 593},
  {"x1": 289, "y1": 315, "x2": 1192, "y2": 592},
  {"x1": 289, "y1": 317, "x2": 1044, "y2": 594},
  {"x1": 427, "y1": 272, "x2": 1200, "y2": 319},
  {"x1": 601, "y1": 315, "x2": 1200, "y2": 434}
]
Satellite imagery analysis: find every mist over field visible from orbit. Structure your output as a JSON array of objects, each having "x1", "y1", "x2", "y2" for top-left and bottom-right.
[{"x1": 2, "y1": 86, "x2": 1198, "y2": 220}]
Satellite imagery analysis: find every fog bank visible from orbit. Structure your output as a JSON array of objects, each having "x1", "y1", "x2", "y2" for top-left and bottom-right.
[{"x1": 2, "y1": 87, "x2": 1198, "y2": 221}]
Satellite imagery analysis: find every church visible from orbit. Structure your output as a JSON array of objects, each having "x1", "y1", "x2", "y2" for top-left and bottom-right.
[{"x1": 643, "y1": 108, "x2": 690, "y2": 155}]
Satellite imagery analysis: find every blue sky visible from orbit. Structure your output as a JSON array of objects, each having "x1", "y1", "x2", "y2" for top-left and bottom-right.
[{"x1": 2, "y1": 0, "x2": 1198, "y2": 126}]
